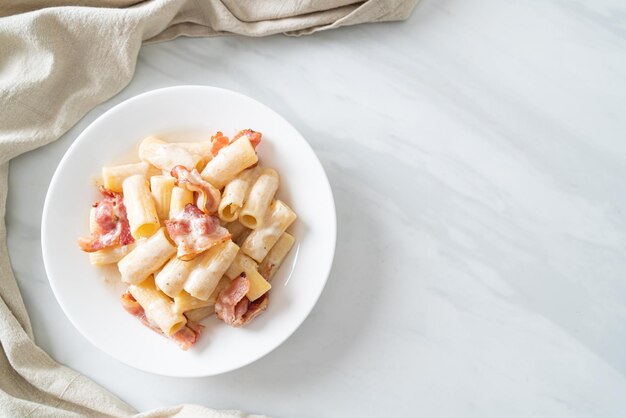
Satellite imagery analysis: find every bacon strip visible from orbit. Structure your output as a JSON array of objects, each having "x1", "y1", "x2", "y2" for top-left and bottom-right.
[
  {"x1": 165, "y1": 204, "x2": 231, "y2": 260},
  {"x1": 77, "y1": 187, "x2": 134, "y2": 252},
  {"x1": 171, "y1": 165, "x2": 220, "y2": 214},
  {"x1": 210, "y1": 131, "x2": 230, "y2": 157},
  {"x1": 232, "y1": 129, "x2": 262, "y2": 149},
  {"x1": 121, "y1": 292, "x2": 202, "y2": 351},
  {"x1": 215, "y1": 274, "x2": 269, "y2": 327}
]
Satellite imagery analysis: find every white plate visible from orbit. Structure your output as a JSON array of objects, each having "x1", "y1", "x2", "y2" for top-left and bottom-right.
[{"x1": 41, "y1": 86, "x2": 336, "y2": 377}]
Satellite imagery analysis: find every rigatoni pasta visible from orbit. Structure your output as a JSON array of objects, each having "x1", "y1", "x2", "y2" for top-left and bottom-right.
[
  {"x1": 118, "y1": 228, "x2": 176, "y2": 284},
  {"x1": 225, "y1": 251, "x2": 258, "y2": 280},
  {"x1": 77, "y1": 128, "x2": 297, "y2": 350},
  {"x1": 218, "y1": 166, "x2": 260, "y2": 222},
  {"x1": 155, "y1": 256, "x2": 197, "y2": 298},
  {"x1": 184, "y1": 240, "x2": 239, "y2": 300},
  {"x1": 123, "y1": 174, "x2": 160, "y2": 239},
  {"x1": 259, "y1": 232, "x2": 295, "y2": 281},
  {"x1": 128, "y1": 277, "x2": 186, "y2": 336},
  {"x1": 169, "y1": 186, "x2": 194, "y2": 218},
  {"x1": 89, "y1": 243, "x2": 136, "y2": 266},
  {"x1": 139, "y1": 136, "x2": 200, "y2": 171},
  {"x1": 201, "y1": 136, "x2": 258, "y2": 189},
  {"x1": 150, "y1": 175, "x2": 176, "y2": 220},
  {"x1": 239, "y1": 168, "x2": 279, "y2": 229},
  {"x1": 102, "y1": 161, "x2": 159, "y2": 193},
  {"x1": 241, "y1": 200, "x2": 297, "y2": 262}
]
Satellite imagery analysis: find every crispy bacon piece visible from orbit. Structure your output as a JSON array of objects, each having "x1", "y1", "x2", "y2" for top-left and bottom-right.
[
  {"x1": 165, "y1": 204, "x2": 231, "y2": 260},
  {"x1": 232, "y1": 129, "x2": 262, "y2": 149},
  {"x1": 215, "y1": 274, "x2": 269, "y2": 327},
  {"x1": 121, "y1": 292, "x2": 202, "y2": 351},
  {"x1": 77, "y1": 187, "x2": 134, "y2": 252},
  {"x1": 171, "y1": 165, "x2": 220, "y2": 214},
  {"x1": 210, "y1": 131, "x2": 230, "y2": 156}
]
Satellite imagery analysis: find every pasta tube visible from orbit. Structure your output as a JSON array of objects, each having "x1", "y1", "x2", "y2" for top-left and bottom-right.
[
  {"x1": 88, "y1": 243, "x2": 136, "y2": 266},
  {"x1": 118, "y1": 228, "x2": 176, "y2": 284},
  {"x1": 128, "y1": 277, "x2": 186, "y2": 336},
  {"x1": 225, "y1": 252, "x2": 258, "y2": 280},
  {"x1": 245, "y1": 268, "x2": 272, "y2": 302},
  {"x1": 175, "y1": 141, "x2": 213, "y2": 169},
  {"x1": 174, "y1": 276, "x2": 230, "y2": 314},
  {"x1": 218, "y1": 166, "x2": 260, "y2": 223},
  {"x1": 155, "y1": 256, "x2": 197, "y2": 298},
  {"x1": 102, "y1": 161, "x2": 159, "y2": 193},
  {"x1": 150, "y1": 175, "x2": 176, "y2": 220},
  {"x1": 184, "y1": 241, "x2": 239, "y2": 300},
  {"x1": 239, "y1": 168, "x2": 279, "y2": 229},
  {"x1": 173, "y1": 291, "x2": 213, "y2": 314},
  {"x1": 169, "y1": 186, "x2": 194, "y2": 218},
  {"x1": 122, "y1": 174, "x2": 160, "y2": 239},
  {"x1": 241, "y1": 200, "x2": 297, "y2": 262},
  {"x1": 258, "y1": 232, "x2": 295, "y2": 281},
  {"x1": 200, "y1": 137, "x2": 258, "y2": 189},
  {"x1": 138, "y1": 136, "x2": 200, "y2": 171}
]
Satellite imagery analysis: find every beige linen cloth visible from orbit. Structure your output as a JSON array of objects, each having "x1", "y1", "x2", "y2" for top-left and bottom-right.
[{"x1": 0, "y1": 0, "x2": 417, "y2": 416}]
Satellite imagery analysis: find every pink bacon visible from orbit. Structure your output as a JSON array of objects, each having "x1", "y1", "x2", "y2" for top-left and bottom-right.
[
  {"x1": 214, "y1": 274, "x2": 269, "y2": 327},
  {"x1": 121, "y1": 292, "x2": 202, "y2": 351},
  {"x1": 170, "y1": 165, "x2": 220, "y2": 215},
  {"x1": 77, "y1": 187, "x2": 133, "y2": 252},
  {"x1": 165, "y1": 204, "x2": 230, "y2": 261}
]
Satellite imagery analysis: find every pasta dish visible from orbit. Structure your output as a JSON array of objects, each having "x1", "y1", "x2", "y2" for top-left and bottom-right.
[{"x1": 77, "y1": 130, "x2": 296, "y2": 350}]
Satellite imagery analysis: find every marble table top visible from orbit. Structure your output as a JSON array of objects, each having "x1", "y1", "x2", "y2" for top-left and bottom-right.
[{"x1": 7, "y1": 0, "x2": 626, "y2": 416}]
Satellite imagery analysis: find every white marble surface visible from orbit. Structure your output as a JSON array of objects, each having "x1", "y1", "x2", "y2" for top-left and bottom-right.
[{"x1": 6, "y1": 0, "x2": 626, "y2": 416}]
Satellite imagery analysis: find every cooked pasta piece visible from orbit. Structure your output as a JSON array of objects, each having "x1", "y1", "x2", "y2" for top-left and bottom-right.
[
  {"x1": 169, "y1": 186, "x2": 194, "y2": 218},
  {"x1": 150, "y1": 175, "x2": 176, "y2": 220},
  {"x1": 174, "y1": 276, "x2": 230, "y2": 314},
  {"x1": 259, "y1": 232, "x2": 295, "y2": 281},
  {"x1": 89, "y1": 243, "x2": 136, "y2": 266},
  {"x1": 173, "y1": 291, "x2": 212, "y2": 314},
  {"x1": 128, "y1": 277, "x2": 187, "y2": 336},
  {"x1": 102, "y1": 161, "x2": 159, "y2": 193},
  {"x1": 184, "y1": 241, "x2": 239, "y2": 300},
  {"x1": 239, "y1": 168, "x2": 279, "y2": 229},
  {"x1": 118, "y1": 228, "x2": 176, "y2": 284},
  {"x1": 122, "y1": 174, "x2": 160, "y2": 239},
  {"x1": 155, "y1": 256, "x2": 197, "y2": 298},
  {"x1": 245, "y1": 268, "x2": 272, "y2": 301},
  {"x1": 138, "y1": 136, "x2": 200, "y2": 171},
  {"x1": 225, "y1": 251, "x2": 258, "y2": 280},
  {"x1": 121, "y1": 291, "x2": 202, "y2": 350},
  {"x1": 200, "y1": 137, "x2": 258, "y2": 189},
  {"x1": 241, "y1": 200, "x2": 297, "y2": 262},
  {"x1": 218, "y1": 166, "x2": 260, "y2": 222},
  {"x1": 231, "y1": 129, "x2": 262, "y2": 149},
  {"x1": 175, "y1": 141, "x2": 213, "y2": 168},
  {"x1": 171, "y1": 166, "x2": 221, "y2": 214}
]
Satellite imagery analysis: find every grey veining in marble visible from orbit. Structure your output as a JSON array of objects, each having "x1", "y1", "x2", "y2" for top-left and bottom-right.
[{"x1": 6, "y1": 0, "x2": 626, "y2": 416}]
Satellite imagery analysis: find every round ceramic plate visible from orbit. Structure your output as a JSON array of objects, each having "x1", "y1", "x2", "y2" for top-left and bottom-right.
[{"x1": 41, "y1": 86, "x2": 336, "y2": 377}]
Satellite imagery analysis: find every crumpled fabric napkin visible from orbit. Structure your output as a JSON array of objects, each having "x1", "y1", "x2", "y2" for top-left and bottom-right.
[{"x1": 0, "y1": 0, "x2": 418, "y2": 415}]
